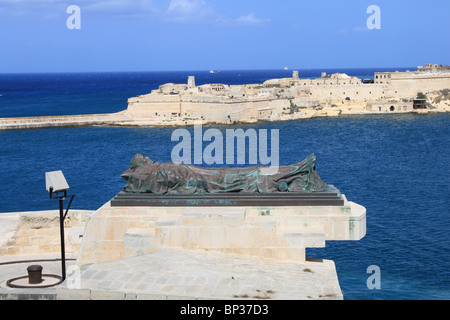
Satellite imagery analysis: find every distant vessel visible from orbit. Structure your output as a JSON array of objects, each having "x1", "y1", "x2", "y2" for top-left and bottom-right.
[
  {"x1": 210, "y1": 70, "x2": 221, "y2": 74},
  {"x1": 284, "y1": 67, "x2": 289, "y2": 71}
]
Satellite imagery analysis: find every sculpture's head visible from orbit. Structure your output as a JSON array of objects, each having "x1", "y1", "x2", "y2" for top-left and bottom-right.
[
  {"x1": 121, "y1": 154, "x2": 155, "y2": 183},
  {"x1": 130, "y1": 153, "x2": 154, "y2": 170}
]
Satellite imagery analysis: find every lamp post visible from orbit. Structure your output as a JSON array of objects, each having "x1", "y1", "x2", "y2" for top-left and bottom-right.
[{"x1": 45, "y1": 171, "x2": 75, "y2": 281}]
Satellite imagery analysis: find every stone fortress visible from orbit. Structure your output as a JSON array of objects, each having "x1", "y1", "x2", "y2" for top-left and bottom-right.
[
  {"x1": 0, "y1": 64, "x2": 448, "y2": 130},
  {"x1": 126, "y1": 64, "x2": 450, "y2": 125}
]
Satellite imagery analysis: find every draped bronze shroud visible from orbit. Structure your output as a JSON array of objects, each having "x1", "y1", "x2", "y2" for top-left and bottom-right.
[{"x1": 120, "y1": 153, "x2": 329, "y2": 195}]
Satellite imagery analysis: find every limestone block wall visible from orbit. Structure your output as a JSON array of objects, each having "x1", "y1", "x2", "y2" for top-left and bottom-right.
[
  {"x1": 389, "y1": 75, "x2": 450, "y2": 97},
  {"x1": 267, "y1": 99, "x2": 290, "y2": 114},
  {"x1": 0, "y1": 210, "x2": 93, "y2": 256},
  {"x1": 76, "y1": 197, "x2": 366, "y2": 267},
  {"x1": 292, "y1": 84, "x2": 388, "y2": 102},
  {"x1": 127, "y1": 95, "x2": 181, "y2": 119},
  {"x1": 184, "y1": 101, "x2": 235, "y2": 122},
  {"x1": 126, "y1": 97, "x2": 293, "y2": 124}
]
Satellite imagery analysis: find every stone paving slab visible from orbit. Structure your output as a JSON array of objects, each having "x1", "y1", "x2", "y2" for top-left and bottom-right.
[{"x1": 57, "y1": 249, "x2": 343, "y2": 300}]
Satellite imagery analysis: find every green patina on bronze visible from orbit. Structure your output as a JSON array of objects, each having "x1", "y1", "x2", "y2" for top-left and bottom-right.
[{"x1": 120, "y1": 153, "x2": 328, "y2": 195}]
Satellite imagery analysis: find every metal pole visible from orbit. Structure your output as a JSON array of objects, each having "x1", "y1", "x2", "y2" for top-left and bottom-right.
[{"x1": 59, "y1": 197, "x2": 66, "y2": 281}]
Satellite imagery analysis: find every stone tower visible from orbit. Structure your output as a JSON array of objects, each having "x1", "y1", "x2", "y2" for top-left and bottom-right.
[{"x1": 188, "y1": 76, "x2": 196, "y2": 88}]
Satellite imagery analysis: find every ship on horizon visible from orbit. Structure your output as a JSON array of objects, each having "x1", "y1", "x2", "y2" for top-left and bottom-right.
[{"x1": 210, "y1": 69, "x2": 221, "y2": 74}]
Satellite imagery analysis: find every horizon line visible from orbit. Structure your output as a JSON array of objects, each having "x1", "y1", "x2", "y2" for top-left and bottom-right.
[{"x1": 0, "y1": 66, "x2": 420, "y2": 75}]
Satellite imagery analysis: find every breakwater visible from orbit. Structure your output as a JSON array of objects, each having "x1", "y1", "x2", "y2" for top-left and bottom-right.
[{"x1": 0, "y1": 112, "x2": 130, "y2": 130}]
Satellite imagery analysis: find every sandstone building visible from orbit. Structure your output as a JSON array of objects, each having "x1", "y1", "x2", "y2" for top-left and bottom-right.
[{"x1": 126, "y1": 65, "x2": 450, "y2": 124}]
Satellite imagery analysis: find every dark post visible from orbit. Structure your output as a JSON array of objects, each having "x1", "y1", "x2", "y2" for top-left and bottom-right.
[
  {"x1": 46, "y1": 171, "x2": 73, "y2": 283},
  {"x1": 59, "y1": 197, "x2": 66, "y2": 281}
]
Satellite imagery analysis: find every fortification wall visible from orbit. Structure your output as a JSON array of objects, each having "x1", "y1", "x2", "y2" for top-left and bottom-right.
[
  {"x1": 127, "y1": 97, "x2": 291, "y2": 123},
  {"x1": 127, "y1": 102, "x2": 181, "y2": 119},
  {"x1": 184, "y1": 101, "x2": 233, "y2": 122},
  {"x1": 389, "y1": 74, "x2": 450, "y2": 97},
  {"x1": 127, "y1": 95, "x2": 181, "y2": 119},
  {"x1": 291, "y1": 84, "x2": 387, "y2": 102}
]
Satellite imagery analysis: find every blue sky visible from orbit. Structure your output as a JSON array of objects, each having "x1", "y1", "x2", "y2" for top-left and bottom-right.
[{"x1": 0, "y1": 0, "x2": 449, "y2": 72}]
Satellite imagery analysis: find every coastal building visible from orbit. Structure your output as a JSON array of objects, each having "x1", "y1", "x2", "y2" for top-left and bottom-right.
[
  {"x1": 366, "y1": 101, "x2": 414, "y2": 113},
  {"x1": 417, "y1": 64, "x2": 450, "y2": 72}
]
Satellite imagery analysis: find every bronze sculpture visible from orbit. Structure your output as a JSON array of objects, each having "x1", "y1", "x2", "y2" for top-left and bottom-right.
[{"x1": 120, "y1": 153, "x2": 328, "y2": 195}]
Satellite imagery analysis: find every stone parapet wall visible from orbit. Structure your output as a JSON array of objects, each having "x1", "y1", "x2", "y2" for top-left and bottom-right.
[{"x1": 0, "y1": 210, "x2": 93, "y2": 256}]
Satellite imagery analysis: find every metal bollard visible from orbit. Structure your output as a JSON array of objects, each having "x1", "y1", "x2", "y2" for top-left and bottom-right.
[{"x1": 27, "y1": 265, "x2": 43, "y2": 284}]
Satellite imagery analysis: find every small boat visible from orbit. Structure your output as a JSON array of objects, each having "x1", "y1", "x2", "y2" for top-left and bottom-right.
[
  {"x1": 210, "y1": 70, "x2": 221, "y2": 74},
  {"x1": 284, "y1": 67, "x2": 289, "y2": 71}
]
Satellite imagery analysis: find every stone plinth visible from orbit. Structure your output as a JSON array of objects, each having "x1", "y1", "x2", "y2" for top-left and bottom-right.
[{"x1": 76, "y1": 195, "x2": 365, "y2": 266}]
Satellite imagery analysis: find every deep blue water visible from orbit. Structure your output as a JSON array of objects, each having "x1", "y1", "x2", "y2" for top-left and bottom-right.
[{"x1": 0, "y1": 69, "x2": 449, "y2": 300}]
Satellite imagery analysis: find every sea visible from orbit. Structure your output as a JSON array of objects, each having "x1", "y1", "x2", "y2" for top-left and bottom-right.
[{"x1": 0, "y1": 69, "x2": 449, "y2": 300}]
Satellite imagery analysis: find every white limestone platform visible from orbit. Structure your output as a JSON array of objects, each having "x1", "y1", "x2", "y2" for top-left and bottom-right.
[{"x1": 57, "y1": 249, "x2": 343, "y2": 300}]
